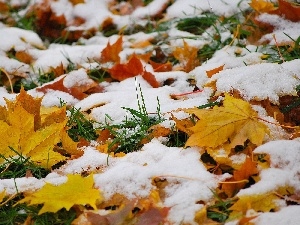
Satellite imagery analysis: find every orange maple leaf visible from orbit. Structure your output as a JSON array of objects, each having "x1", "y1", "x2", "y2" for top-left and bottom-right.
[
  {"x1": 109, "y1": 55, "x2": 160, "y2": 87},
  {"x1": 222, "y1": 157, "x2": 258, "y2": 197},
  {"x1": 150, "y1": 60, "x2": 173, "y2": 72},
  {"x1": 206, "y1": 65, "x2": 224, "y2": 78},
  {"x1": 109, "y1": 55, "x2": 143, "y2": 81},
  {"x1": 173, "y1": 40, "x2": 200, "y2": 72},
  {"x1": 142, "y1": 70, "x2": 160, "y2": 88},
  {"x1": 100, "y1": 36, "x2": 123, "y2": 63},
  {"x1": 37, "y1": 76, "x2": 99, "y2": 100}
]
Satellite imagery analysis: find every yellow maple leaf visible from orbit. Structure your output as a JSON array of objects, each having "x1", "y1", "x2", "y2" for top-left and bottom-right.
[
  {"x1": 18, "y1": 174, "x2": 103, "y2": 215},
  {"x1": 249, "y1": 0, "x2": 277, "y2": 13},
  {"x1": 0, "y1": 88, "x2": 79, "y2": 168},
  {"x1": 230, "y1": 193, "x2": 279, "y2": 215},
  {"x1": 185, "y1": 94, "x2": 269, "y2": 149}
]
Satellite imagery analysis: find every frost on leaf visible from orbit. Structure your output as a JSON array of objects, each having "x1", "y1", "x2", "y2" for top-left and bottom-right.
[
  {"x1": 19, "y1": 174, "x2": 102, "y2": 214},
  {"x1": 185, "y1": 94, "x2": 269, "y2": 149}
]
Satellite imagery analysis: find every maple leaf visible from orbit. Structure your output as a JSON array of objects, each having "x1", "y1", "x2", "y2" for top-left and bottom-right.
[
  {"x1": 150, "y1": 60, "x2": 173, "y2": 72},
  {"x1": 275, "y1": 0, "x2": 300, "y2": 22},
  {"x1": 36, "y1": 75, "x2": 99, "y2": 100},
  {"x1": 109, "y1": 55, "x2": 160, "y2": 87},
  {"x1": 0, "y1": 103, "x2": 67, "y2": 168},
  {"x1": 0, "y1": 89, "x2": 79, "y2": 167},
  {"x1": 206, "y1": 65, "x2": 224, "y2": 78},
  {"x1": 173, "y1": 40, "x2": 200, "y2": 72},
  {"x1": 109, "y1": 55, "x2": 144, "y2": 81},
  {"x1": 249, "y1": 0, "x2": 277, "y2": 13},
  {"x1": 100, "y1": 36, "x2": 123, "y2": 63},
  {"x1": 229, "y1": 193, "x2": 279, "y2": 215},
  {"x1": 142, "y1": 70, "x2": 160, "y2": 88},
  {"x1": 222, "y1": 157, "x2": 258, "y2": 197},
  {"x1": 185, "y1": 94, "x2": 269, "y2": 149},
  {"x1": 19, "y1": 174, "x2": 102, "y2": 214}
]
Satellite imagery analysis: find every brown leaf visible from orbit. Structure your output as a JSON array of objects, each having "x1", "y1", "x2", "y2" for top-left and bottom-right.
[{"x1": 33, "y1": 1, "x2": 67, "y2": 40}]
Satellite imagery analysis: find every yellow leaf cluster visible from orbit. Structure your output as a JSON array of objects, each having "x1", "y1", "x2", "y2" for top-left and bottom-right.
[
  {"x1": 0, "y1": 88, "x2": 79, "y2": 168},
  {"x1": 185, "y1": 94, "x2": 269, "y2": 149},
  {"x1": 19, "y1": 174, "x2": 103, "y2": 214}
]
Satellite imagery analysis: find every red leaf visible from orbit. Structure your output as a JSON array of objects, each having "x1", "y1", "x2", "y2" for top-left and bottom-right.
[
  {"x1": 142, "y1": 70, "x2": 160, "y2": 88},
  {"x1": 36, "y1": 76, "x2": 100, "y2": 100},
  {"x1": 109, "y1": 55, "x2": 144, "y2": 81},
  {"x1": 275, "y1": 0, "x2": 300, "y2": 22}
]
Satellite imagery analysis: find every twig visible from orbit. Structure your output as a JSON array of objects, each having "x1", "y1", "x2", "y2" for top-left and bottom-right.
[{"x1": 0, "y1": 68, "x2": 14, "y2": 93}]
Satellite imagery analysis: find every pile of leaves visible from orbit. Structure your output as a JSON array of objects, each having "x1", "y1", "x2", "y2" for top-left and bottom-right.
[{"x1": 1, "y1": 0, "x2": 300, "y2": 224}]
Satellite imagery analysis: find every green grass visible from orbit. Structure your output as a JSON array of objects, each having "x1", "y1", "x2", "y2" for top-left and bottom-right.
[
  {"x1": 263, "y1": 35, "x2": 300, "y2": 64},
  {"x1": 0, "y1": 199, "x2": 76, "y2": 225},
  {"x1": 207, "y1": 191, "x2": 235, "y2": 223},
  {"x1": 0, "y1": 147, "x2": 49, "y2": 180},
  {"x1": 100, "y1": 83, "x2": 164, "y2": 153},
  {"x1": 67, "y1": 107, "x2": 98, "y2": 142},
  {"x1": 176, "y1": 13, "x2": 218, "y2": 35}
]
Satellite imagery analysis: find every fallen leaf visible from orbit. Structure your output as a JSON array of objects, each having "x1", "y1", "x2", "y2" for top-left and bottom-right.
[
  {"x1": 37, "y1": 75, "x2": 99, "y2": 100},
  {"x1": 206, "y1": 65, "x2": 224, "y2": 78},
  {"x1": 19, "y1": 174, "x2": 102, "y2": 214},
  {"x1": 142, "y1": 70, "x2": 160, "y2": 88},
  {"x1": 50, "y1": 62, "x2": 65, "y2": 78},
  {"x1": 275, "y1": 0, "x2": 300, "y2": 22},
  {"x1": 109, "y1": 55, "x2": 144, "y2": 81},
  {"x1": 0, "y1": 89, "x2": 78, "y2": 167},
  {"x1": 0, "y1": 190, "x2": 5, "y2": 203},
  {"x1": 222, "y1": 157, "x2": 258, "y2": 197},
  {"x1": 230, "y1": 193, "x2": 279, "y2": 214},
  {"x1": 185, "y1": 94, "x2": 269, "y2": 149},
  {"x1": 15, "y1": 51, "x2": 34, "y2": 64},
  {"x1": 173, "y1": 40, "x2": 200, "y2": 72},
  {"x1": 33, "y1": 1, "x2": 68, "y2": 41},
  {"x1": 150, "y1": 60, "x2": 173, "y2": 72},
  {"x1": 100, "y1": 36, "x2": 123, "y2": 63},
  {"x1": 249, "y1": 0, "x2": 277, "y2": 13},
  {"x1": 131, "y1": 39, "x2": 153, "y2": 48}
]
